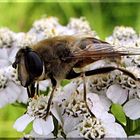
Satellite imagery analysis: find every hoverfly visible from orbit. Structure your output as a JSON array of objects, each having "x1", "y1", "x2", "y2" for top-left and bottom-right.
[{"x1": 12, "y1": 35, "x2": 140, "y2": 117}]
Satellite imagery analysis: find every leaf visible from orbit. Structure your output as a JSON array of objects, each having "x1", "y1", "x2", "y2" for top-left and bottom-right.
[
  {"x1": 12, "y1": 102, "x2": 27, "y2": 109},
  {"x1": 111, "y1": 103, "x2": 126, "y2": 126},
  {"x1": 60, "y1": 79, "x2": 71, "y2": 87},
  {"x1": 129, "y1": 119, "x2": 140, "y2": 135},
  {"x1": 24, "y1": 121, "x2": 33, "y2": 134}
]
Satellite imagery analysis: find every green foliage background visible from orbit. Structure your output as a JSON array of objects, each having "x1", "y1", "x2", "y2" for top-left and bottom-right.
[{"x1": 0, "y1": 1, "x2": 140, "y2": 138}]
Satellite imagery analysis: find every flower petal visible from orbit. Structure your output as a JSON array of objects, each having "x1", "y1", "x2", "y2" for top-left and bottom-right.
[
  {"x1": 13, "y1": 114, "x2": 34, "y2": 132},
  {"x1": 51, "y1": 102, "x2": 63, "y2": 125},
  {"x1": 5, "y1": 84, "x2": 19, "y2": 103},
  {"x1": 63, "y1": 81, "x2": 77, "y2": 95},
  {"x1": 0, "y1": 48, "x2": 8, "y2": 59},
  {"x1": 87, "y1": 93, "x2": 105, "y2": 116},
  {"x1": 100, "y1": 112, "x2": 115, "y2": 123},
  {"x1": 0, "y1": 91, "x2": 9, "y2": 108},
  {"x1": 87, "y1": 93, "x2": 115, "y2": 123},
  {"x1": 17, "y1": 87, "x2": 28, "y2": 104},
  {"x1": 67, "y1": 129, "x2": 81, "y2": 138},
  {"x1": 0, "y1": 59, "x2": 9, "y2": 68},
  {"x1": 123, "y1": 99, "x2": 140, "y2": 120},
  {"x1": 63, "y1": 116, "x2": 83, "y2": 134},
  {"x1": 103, "y1": 122, "x2": 127, "y2": 138},
  {"x1": 99, "y1": 95, "x2": 112, "y2": 111},
  {"x1": 106, "y1": 84, "x2": 128, "y2": 104},
  {"x1": 33, "y1": 115, "x2": 54, "y2": 135},
  {"x1": 8, "y1": 47, "x2": 19, "y2": 63}
]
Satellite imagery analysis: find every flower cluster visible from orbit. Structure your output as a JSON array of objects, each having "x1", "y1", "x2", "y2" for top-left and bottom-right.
[{"x1": 0, "y1": 16, "x2": 140, "y2": 139}]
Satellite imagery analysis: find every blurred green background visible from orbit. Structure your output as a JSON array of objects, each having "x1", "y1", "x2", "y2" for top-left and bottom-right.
[
  {"x1": 0, "y1": 2, "x2": 140, "y2": 38},
  {"x1": 0, "y1": 1, "x2": 140, "y2": 138}
]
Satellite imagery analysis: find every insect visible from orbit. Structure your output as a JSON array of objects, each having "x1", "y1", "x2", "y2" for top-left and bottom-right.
[{"x1": 12, "y1": 35, "x2": 140, "y2": 118}]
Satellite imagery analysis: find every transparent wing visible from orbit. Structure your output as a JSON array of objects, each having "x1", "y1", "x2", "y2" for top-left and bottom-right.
[{"x1": 68, "y1": 37, "x2": 140, "y2": 59}]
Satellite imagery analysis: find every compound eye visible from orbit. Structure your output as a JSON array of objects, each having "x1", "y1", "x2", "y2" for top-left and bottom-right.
[{"x1": 25, "y1": 51, "x2": 43, "y2": 77}]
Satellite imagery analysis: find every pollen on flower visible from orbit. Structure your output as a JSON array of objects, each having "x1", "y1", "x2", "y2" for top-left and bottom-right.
[
  {"x1": 88, "y1": 74, "x2": 114, "y2": 93},
  {"x1": 63, "y1": 97, "x2": 90, "y2": 118},
  {"x1": 14, "y1": 33, "x2": 37, "y2": 48},
  {"x1": 112, "y1": 26, "x2": 137, "y2": 41},
  {"x1": 67, "y1": 17, "x2": 93, "y2": 33},
  {"x1": 32, "y1": 17, "x2": 60, "y2": 33},
  {"x1": 27, "y1": 95, "x2": 49, "y2": 119},
  {"x1": 44, "y1": 28, "x2": 59, "y2": 38},
  {"x1": 78, "y1": 117, "x2": 105, "y2": 139},
  {"x1": 6, "y1": 66, "x2": 20, "y2": 85},
  {"x1": 106, "y1": 26, "x2": 140, "y2": 50},
  {"x1": 0, "y1": 70, "x2": 7, "y2": 91},
  {"x1": 115, "y1": 73, "x2": 137, "y2": 90}
]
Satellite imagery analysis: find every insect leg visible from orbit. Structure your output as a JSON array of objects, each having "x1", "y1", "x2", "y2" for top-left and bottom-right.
[
  {"x1": 36, "y1": 82, "x2": 39, "y2": 95},
  {"x1": 82, "y1": 72, "x2": 95, "y2": 117},
  {"x1": 66, "y1": 66, "x2": 139, "y2": 81},
  {"x1": 26, "y1": 82, "x2": 36, "y2": 98},
  {"x1": 66, "y1": 69, "x2": 81, "y2": 79},
  {"x1": 44, "y1": 74, "x2": 57, "y2": 119},
  {"x1": 30, "y1": 83, "x2": 36, "y2": 98},
  {"x1": 85, "y1": 66, "x2": 138, "y2": 81},
  {"x1": 27, "y1": 87, "x2": 31, "y2": 98}
]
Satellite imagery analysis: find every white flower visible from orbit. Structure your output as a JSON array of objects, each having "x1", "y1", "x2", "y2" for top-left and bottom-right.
[
  {"x1": 123, "y1": 99, "x2": 140, "y2": 120},
  {"x1": 87, "y1": 93, "x2": 113, "y2": 121},
  {"x1": 13, "y1": 95, "x2": 54, "y2": 136},
  {"x1": 52, "y1": 80, "x2": 127, "y2": 138},
  {"x1": 0, "y1": 47, "x2": 19, "y2": 68},
  {"x1": 29, "y1": 17, "x2": 65, "y2": 40},
  {"x1": 106, "y1": 26, "x2": 140, "y2": 68},
  {"x1": 31, "y1": 17, "x2": 60, "y2": 33},
  {"x1": 4, "y1": 65, "x2": 28, "y2": 104},
  {"x1": 67, "y1": 17, "x2": 94, "y2": 34},
  {"x1": 87, "y1": 93, "x2": 127, "y2": 138},
  {"x1": 0, "y1": 68, "x2": 27, "y2": 107},
  {"x1": 103, "y1": 122, "x2": 127, "y2": 138},
  {"x1": 78, "y1": 117, "x2": 105, "y2": 139},
  {"x1": 0, "y1": 28, "x2": 15, "y2": 48},
  {"x1": 13, "y1": 32, "x2": 37, "y2": 48},
  {"x1": 106, "y1": 84, "x2": 128, "y2": 105},
  {"x1": 106, "y1": 26, "x2": 138, "y2": 48}
]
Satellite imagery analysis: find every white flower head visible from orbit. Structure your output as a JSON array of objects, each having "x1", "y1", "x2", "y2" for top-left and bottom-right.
[
  {"x1": 31, "y1": 17, "x2": 60, "y2": 33},
  {"x1": 14, "y1": 95, "x2": 54, "y2": 136},
  {"x1": 106, "y1": 26, "x2": 137, "y2": 45},
  {"x1": 67, "y1": 17, "x2": 92, "y2": 33},
  {"x1": 57, "y1": 84, "x2": 90, "y2": 119},
  {"x1": 5, "y1": 65, "x2": 20, "y2": 85},
  {"x1": 13, "y1": 32, "x2": 37, "y2": 48},
  {"x1": 78, "y1": 117, "x2": 105, "y2": 139},
  {"x1": 0, "y1": 69, "x2": 7, "y2": 92},
  {"x1": 0, "y1": 27, "x2": 15, "y2": 48},
  {"x1": 87, "y1": 93, "x2": 127, "y2": 138},
  {"x1": 123, "y1": 98, "x2": 140, "y2": 120},
  {"x1": 112, "y1": 26, "x2": 137, "y2": 41},
  {"x1": 27, "y1": 95, "x2": 49, "y2": 118},
  {"x1": 29, "y1": 16, "x2": 67, "y2": 40},
  {"x1": 106, "y1": 84, "x2": 128, "y2": 105},
  {"x1": 88, "y1": 73, "x2": 115, "y2": 94},
  {"x1": 0, "y1": 67, "x2": 28, "y2": 107}
]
